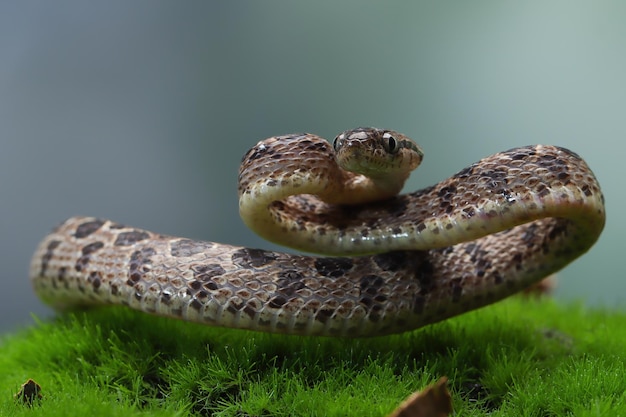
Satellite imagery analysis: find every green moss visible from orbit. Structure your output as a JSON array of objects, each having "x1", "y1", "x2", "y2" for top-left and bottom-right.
[{"x1": 1, "y1": 298, "x2": 625, "y2": 416}]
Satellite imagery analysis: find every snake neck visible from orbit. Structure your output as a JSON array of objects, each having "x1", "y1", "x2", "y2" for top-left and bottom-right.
[
  {"x1": 239, "y1": 144, "x2": 605, "y2": 257},
  {"x1": 320, "y1": 171, "x2": 411, "y2": 205},
  {"x1": 238, "y1": 166, "x2": 390, "y2": 249}
]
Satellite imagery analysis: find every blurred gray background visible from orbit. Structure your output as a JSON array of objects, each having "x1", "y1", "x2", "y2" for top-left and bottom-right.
[{"x1": 1, "y1": 2, "x2": 624, "y2": 333}]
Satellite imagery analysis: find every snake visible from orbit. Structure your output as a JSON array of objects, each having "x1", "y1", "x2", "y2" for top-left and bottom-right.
[{"x1": 30, "y1": 127, "x2": 606, "y2": 337}]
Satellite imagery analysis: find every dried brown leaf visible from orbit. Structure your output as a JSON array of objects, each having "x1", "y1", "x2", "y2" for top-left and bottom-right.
[
  {"x1": 387, "y1": 377, "x2": 452, "y2": 417},
  {"x1": 14, "y1": 378, "x2": 42, "y2": 406}
]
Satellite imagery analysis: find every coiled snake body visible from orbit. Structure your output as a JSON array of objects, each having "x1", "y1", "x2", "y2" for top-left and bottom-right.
[{"x1": 30, "y1": 128, "x2": 605, "y2": 337}]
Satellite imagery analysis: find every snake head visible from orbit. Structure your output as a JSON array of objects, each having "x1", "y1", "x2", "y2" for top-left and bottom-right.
[{"x1": 333, "y1": 127, "x2": 423, "y2": 180}]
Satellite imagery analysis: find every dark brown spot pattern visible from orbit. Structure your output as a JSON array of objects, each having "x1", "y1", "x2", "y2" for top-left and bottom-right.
[
  {"x1": 314, "y1": 257, "x2": 354, "y2": 277},
  {"x1": 74, "y1": 219, "x2": 105, "y2": 238},
  {"x1": 231, "y1": 248, "x2": 277, "y2": 268},
  {"x1": 170, "y1": 239, "x2": 213, "y2": 257},
  {"x1": 75, "y1": 241, "x2": 104, "y2": 272},
  {"x1": 127, "y1": 247, "x2": 156, "y2": 285},
  {"x1": 40, "y1": 240, "x2": 61, "y2": 275},
  {"x1": 114, "y1": 230, "x2": 150, "y2": 246}
]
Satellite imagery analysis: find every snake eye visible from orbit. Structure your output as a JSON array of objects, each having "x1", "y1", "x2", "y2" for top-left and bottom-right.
[
  {"x1": 333, "y1": 134, "x2": 344, "y2": 152},
  {"x1": 383, "y1": 133, "x2": 398, "y2": 154}
]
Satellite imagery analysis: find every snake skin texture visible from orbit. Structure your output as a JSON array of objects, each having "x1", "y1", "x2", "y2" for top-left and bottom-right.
[{"x1": 30, "y1": 129, "x2": 605, "y2": 337}]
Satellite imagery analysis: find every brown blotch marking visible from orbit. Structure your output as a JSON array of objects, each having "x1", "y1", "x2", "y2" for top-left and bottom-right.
[
  {"x1": 373, "y1": 251, "x2": 408, "y2": 272},
  {"x1": 189, "y1": 299, "x2": 203, "y2": 311},
  {"x1": 231, "y1": 248, "x2": 277, "y2": 268},
  {"x1": 557, "y1": 171, "x2": 570, "y2": 182},
  {"x1": 269, "y1": 200, "x2": 286, "y2": 212},
  {"x1": 315, "y1": 308, "x2": 334, "y2": 324},
  {"x1": 53, "y1": 267, "x2": 66, "y2": 289},
  {"x1": 74, "y1": 219, "x2": 105, "y2": 238},
  {"x1": 437, "y1": 185, "x2": 457, "y2": 200},
  {"x1": 374, "y1": 293, "x2": 388, "y2": 303},
  {"x1": 236, "y1": 289, "x2": 251, "y2": 299},
  {"x1": 482, "y1": 169, "x2": 509, "y2": 196},
  {"x1": 114, "y1": 230, "x2": 150, "y2": 246},
  {"x1": 88, "y1": 271, "x2": 102, "y2": 290},
  {"x1": 191, "y1": 263, "x2": 225, "y2": 289},
  {"x1": 482, "y1": 169, "x2": 508, "y2": 182},
  {"x1": 127, "y1": 247, "x2": 156, "y2": 286},
  {"x1": 269, "y1": 295, "x2": 288, "y2": 309},
  {"x1": 368, "y1": 303, "x2": 383, "y2": 322},
  {"x1": 463, "y1": 206, "x2": 476, "y2": 218},
  {"x1": 359, "y1": 274, "x2": 388, "y2": 312},
  {"x1": 536, "y1": 184, "x2": 551, "y2": 198},
  {"x1": 211, "y1": 282, "x2": 225, "y2": 294},
  {"x1": 195, "y1": 290, "x2": 210, "y2": 301},
  {"x1": 243, "y1": 303, "x2": 257, "y2": 318},
  {"x1": 414, "y1": 257, "x2": 435, "y2": 294},
  {"x1": 547, "y1": 221, "x2": 569, "y2": 244},
  {"x1": 303, "y1": 139, "x2": 330, "y2": 152},
  {"x1": 509, "y1": 147, "x2": 536, "y2": 161},
  {"x1": 314, "y1": 257, "x2": 354, "y2": 278},
  {"x1": 170, "y1": 239, "x2": 213, "y2": 257},
  {"x1": 75, "y1": 241, "x2": 104, "y2": 272},
  {"x1": 276, "y1": 270, "x2": 306, "y2": 296},
  {"x1": 464, "y1": 242, "x2": 492, "y2": 269},
  {"x1": 439, "y1": 200, "x2": 454, "y2": 214},
  {"x1": 82, "y1": 241, "x2": 104, "y2": 255},
  {"x1": 474, "y1": 257, "x2": 492, "y2": 277},
  {"x1": 534, "y1": 152, "x2": 559, "y2": 168},
  {"x1": 40, "y1": 240, "x2": 61, "y2": 275},
  {"x1": 226, "y1": 300, "x2": 244, "y2": 315},
  {"x1": 521, "y1": 223, "x2": 540, "y2": 248},
  {"x1": 241, "y1": 144, "x2": 269, "y2": 162},
  {"x1": 360, "y1": 274, "x2": 384, "y2": 295}
]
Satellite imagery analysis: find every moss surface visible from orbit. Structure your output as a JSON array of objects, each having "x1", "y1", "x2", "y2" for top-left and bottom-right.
[{"x1": 1, "y1": 298, "x2": 625, "y2": 416}]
